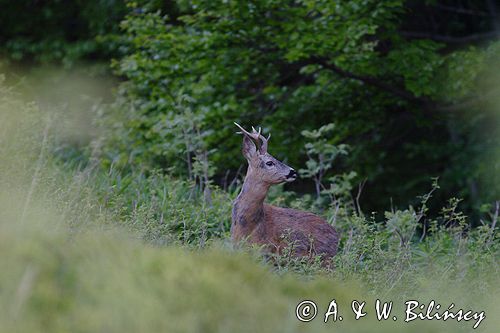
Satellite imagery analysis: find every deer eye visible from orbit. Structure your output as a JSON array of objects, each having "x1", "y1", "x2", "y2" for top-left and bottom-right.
[{"x1": 265, "y1": 161, "x2": 275, "y2": 167}]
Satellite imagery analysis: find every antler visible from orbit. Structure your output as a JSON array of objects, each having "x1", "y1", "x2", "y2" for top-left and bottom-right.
[
  {"x1": 234, "y1": 122, "x2": 271, "y2": 153},
  {"x1": 259, "y1": 130, "x2": 271, "y2": 153}
]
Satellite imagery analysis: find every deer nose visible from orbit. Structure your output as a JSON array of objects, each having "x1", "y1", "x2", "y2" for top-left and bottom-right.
[{"x1": 286, "y1": 169, "x2": 297, "y2": 179}]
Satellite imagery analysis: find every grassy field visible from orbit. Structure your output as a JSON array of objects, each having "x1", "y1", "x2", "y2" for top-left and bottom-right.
[{"x1": 0, "y1": 75, "x2": 499, "y2": 332}]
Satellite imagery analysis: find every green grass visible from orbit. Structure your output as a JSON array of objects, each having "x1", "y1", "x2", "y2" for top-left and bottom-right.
[
  {"x1": 0, "y1": 174, "x2": 498, "y2": 333},
  {"x1": 0, "y1": 77, "x2": 499, "y2": 332}
]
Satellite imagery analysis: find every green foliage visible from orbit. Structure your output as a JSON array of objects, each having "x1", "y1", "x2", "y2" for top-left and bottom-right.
[
  {"x1": 3, "y1": 213, "x2": 497, "y2": 333},
  {"x1": 299, "y1": 123, "x2": 354, "y2": 206},
  {"x1": 300, "y1": 123, "x2": 349, "y2": 183},
  {"x1": 107, "y1": 1, "x2": 500, "y2": 215},
  {"x1": 0, "y1": 0, "x2": 499, "y2": 327},
  {"x1": 0, "y1": 84, "x2": 499, "y2": 332},
  {"x1": 0, "y1": 0, "x2": 129, "y2": 65},
  {"x1": 1, "y1": 0, "x2": 500, "y2": 327}
]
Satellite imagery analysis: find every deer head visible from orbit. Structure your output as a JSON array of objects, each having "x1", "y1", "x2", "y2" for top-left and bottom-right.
[{"x1": 235, "y1": 122, "x2": 297, "y2": 185}]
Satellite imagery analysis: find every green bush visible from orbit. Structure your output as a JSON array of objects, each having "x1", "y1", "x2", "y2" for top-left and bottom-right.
[
  {"x1": 0, "y1": 0, "x2": 131, "y2": 66},
  {"x1": 1, "y1": 75, "x2": 499, "y2": 332},
  {"x1": 106, "y1": 1, "x2": 500, "y2": 215}
]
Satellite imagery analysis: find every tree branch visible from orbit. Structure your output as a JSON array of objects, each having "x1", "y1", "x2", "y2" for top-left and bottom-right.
[
  {"x1": 304, "y1": 57, "x2": 496, "y2": 113},
  {"x1": 310, "y1": 57, "x2": 430, "y2": 104}
]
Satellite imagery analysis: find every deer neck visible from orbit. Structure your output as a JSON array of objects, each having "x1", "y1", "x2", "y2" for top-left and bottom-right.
[{"x1": 233, "y1": 171, "x2": 270, "y2": 224}]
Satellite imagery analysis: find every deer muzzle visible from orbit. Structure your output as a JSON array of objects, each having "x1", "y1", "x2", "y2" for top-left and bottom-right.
[{"x1": 285, "y1": 169, "x2": 297, "y2": 182}]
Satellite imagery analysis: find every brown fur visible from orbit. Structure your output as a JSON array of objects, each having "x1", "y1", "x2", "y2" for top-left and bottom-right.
[{"x1": 231, "y1": 123, "x2": 339, "y2": 264}]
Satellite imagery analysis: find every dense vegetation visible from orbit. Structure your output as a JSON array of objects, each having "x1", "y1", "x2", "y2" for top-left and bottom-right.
[
  {"x1": 0, "y1": 1, "x2": 499, "y2": 332},
  {"x1": 1, "y1": 78, "x2": 499, "y2": 332},
  {"x1": 2, "y1": 1, "x2": 499, "y2": 215},
  {"x1": 0, "y1": 0, "x2": 124, "y2": 66},
  {"x1": 105, "y1": 0, "x2": 500, "y2": 216}
]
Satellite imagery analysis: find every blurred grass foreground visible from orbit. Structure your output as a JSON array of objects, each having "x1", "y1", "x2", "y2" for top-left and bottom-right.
[{"x1": 0, "y1": 71, "x2": 499, "y2": 333}]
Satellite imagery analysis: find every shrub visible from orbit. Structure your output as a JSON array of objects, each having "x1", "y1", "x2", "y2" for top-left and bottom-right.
[{"x1": 106, "y1": 1, "x2": 500, "y2": 215}]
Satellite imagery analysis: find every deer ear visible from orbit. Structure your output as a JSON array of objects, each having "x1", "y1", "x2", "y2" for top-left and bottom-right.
[{"x1": 242, "y1": 135, "x2": 258, "y2": 160}]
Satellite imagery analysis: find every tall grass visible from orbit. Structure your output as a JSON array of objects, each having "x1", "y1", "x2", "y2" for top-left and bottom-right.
[{"x1": 0, "y1": 75, "x2": 499, "y2": 332}]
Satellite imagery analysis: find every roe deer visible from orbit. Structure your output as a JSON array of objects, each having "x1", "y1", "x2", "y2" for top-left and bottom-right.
[{"x1": 231, "y1": 123, "x2": 339, "y2": 264}]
